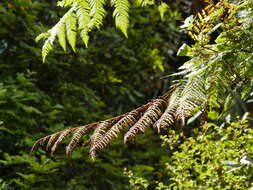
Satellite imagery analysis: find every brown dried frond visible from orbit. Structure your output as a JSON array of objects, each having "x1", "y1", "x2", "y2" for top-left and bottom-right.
[
  {"x1": 31, "y1": 89, "x2": 182, "y2": 158},
  {"x1": 51, "y1": 129, "x2": 73, "y2": 156},
  {"x1": 154, "y1": 88, "x2": 182, "y2": 132},
  {"x1": 66, "y1": 126, "x2": 92, "y2": 157},
  {"x1": 30, "y1": 128, "x2": 77, "y2": 155},
  {"x1": 124, "y1": 99, "x2": 166, "y2": 143},
  {"x1": 89, "y1": 121, "x2": 111, "y2": 155},
  {"x1": 46, "y1": 132, "x2": 62, "y2": 151},
  {"x1": 89, "y1": 110, "x2": 141, "y2": 158},
  {"x1": 200, "y1": 104, "x2": 208, "y2": 126},
  {"x1": 176, "y1": 102, "x2": 199, "y2": 126},
  {"x1": 30, "y1": 135, "x2": 51, "y2": 154}
]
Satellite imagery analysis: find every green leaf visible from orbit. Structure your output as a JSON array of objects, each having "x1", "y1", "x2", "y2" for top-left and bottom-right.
[
  {"x1": 158, "y1": 2, "x2": 169, "y2": 20},
  {"x1": 42, "y1": 39, "x2": 53, "y2": 63},
  {"x1": 57, "y1": 21, "x2": 67, "y2": 51},
  {"x1": 66, "y1": 12, "x2": 77, "y2": 52},
  {"x1": 88, "y1": 0, "x2": 106, "y2": 29},
  {"x1": 76, "y1": 0, "x2": 91, "y2": 47},
  {"x1": 35, "y1": 32, "x2": 50, "y2": 43},
  {"x1": 177, "y1": 43, "x2": 192, "y2": 57},
  {"x1": 111, "y1": 0, "x2": 130, "y2": 38}
]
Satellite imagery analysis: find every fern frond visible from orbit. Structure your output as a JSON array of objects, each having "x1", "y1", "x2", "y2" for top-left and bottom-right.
[
  {"x1": 66, "y1": 125, "x2": 91, "y2": 157},
  {"x1": 89, "y1": 110, "x2": 140, "y2": 158},
  {"x1": 57, "y1": 0, "x2": 75, "y2": 7},
  {"x1": 76, "y1": 0, "x2": 91, "y2": 47},
  {"x1": 30, "y1": 135, "x2": 51, "y2": 154},
  {"x1": 42, "y1": 41, "x2": 53, "y2": 63},
  {"x1": 111, "y1": 0, "x2": 130, "y2": 37},
  {"x1": 141, "y1": 0, "x2": 155, "y2": 7},
  {"x1": 88, "y1": 0, "x2": 106, "y2": 29},
  {"x1": 31, "y1": 83, "x2": 208, "y2": 158},
  {"x1": 51, "y1": 129, "x2": 73, "y2": 156},
  {"x1": 175, "y1": 78, "x2": 206, "y2": 126},
  {"x1": 66, "y1": 12, "x2": 77, "y2": 52},
  {"x1": 46, "y1": 132, "x2": 62, "y2": 151},
  {"x1": 124, "y1": 99, "x2": 166, "y2": 143},
  {"x1": 89, "y1": 121, "x2": 111, "y2": 155},
  {"x1": 38, "y1": 8, "x2": 76, "y2": 62},
  {"x1": 57, "y1": 21, "x2": 67, "y2": 51},
  {"x1": 35, "y1": 32, "x2": 50, "y2": 43},
  {"x1": 154, "y1": 87, "x2": 182, "y2": 132},
  {"x1": 188, "y1": 0, "x2": 236, "y2": 42}
]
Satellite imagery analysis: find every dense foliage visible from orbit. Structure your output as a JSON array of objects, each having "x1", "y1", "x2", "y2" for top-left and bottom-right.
[
  {"x1": 125, "y1": 0, "x2": 253, "y2": 189},
  {"x1": 33, "y1": 0, "x2": 253, "y2": 159},
  {"x1": 0, "y1": 0, "x2": 183, "y2": 189},
  {"x1": 1, "y1": 0, "x2": 253, "y2": 189}
]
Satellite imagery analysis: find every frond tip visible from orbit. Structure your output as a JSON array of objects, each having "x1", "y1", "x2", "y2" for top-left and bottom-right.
[{"x1": 111, "y1": 0, "x2": 130, "y2": 37}]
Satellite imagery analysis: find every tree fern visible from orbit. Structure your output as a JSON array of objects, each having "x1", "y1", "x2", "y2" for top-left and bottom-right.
[
  {"x1": 65, "y1": 125, "x2": 91, "y2": 157},
  {"x1": 36, "y1": 0, "x2": 169, "y2": 62},
  {"x1": 32, "y1": 0, "x2": 253, "y2": 159}
]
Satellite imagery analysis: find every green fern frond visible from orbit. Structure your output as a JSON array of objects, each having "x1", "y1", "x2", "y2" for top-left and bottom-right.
[
  {"x1": 175, "y1": 78, "x2": 206, "y2": 125},
  {"x1": 141, "y1": 0, "x2": 155, "y2": 7},
  {"x1": 35, "y1": 32, "x2": 50, "y2": 43},
  {"x1": 158, "y1": 2, "x2": 169, "y2": 20},
  {"x1": 88, "y1": 0, "x2": 106, "y2": 29},
  {"x1": 38, "y1": 8, "x2": 76, "y2": 62},
  {"x1": 57, "y1": 0, "x2": 75, "y2": 7},
  {"x1": 76, "y1": 0, "x2": 91, "y2": 47},
  {"x1": 66, "y1": 12, "x2": 77, "y2": 52},
  {"x1": 57, "y1": 21, "x2": 67, "y2": 51},
  {"x1": 42, "y1": 41, "x2": 53, "y2": 63},
  {"x1": 111, "y1": 0, "x2": 130, "y2": 37}
]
